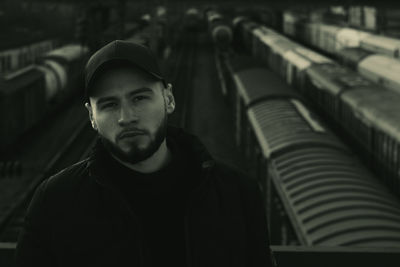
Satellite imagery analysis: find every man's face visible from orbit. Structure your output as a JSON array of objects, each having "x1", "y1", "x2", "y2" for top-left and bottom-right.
[{"x1": 85, "y1": 67, "x2": 175, "y2": 164}]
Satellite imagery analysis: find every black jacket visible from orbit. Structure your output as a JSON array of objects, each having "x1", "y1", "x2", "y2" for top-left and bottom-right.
[{"x1": 16, "y1": 127, "x2": 274, "y2": 267}]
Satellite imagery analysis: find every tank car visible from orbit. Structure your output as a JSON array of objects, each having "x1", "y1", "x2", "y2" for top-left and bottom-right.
[
  {"x1": 35, "y1": 44, "x2": 89, "y2": 103},
  {"x1": 0, "y1": 44, "x2": 89, "y2": 151},
  {"x1": 184, "y1": 8, "x2": 203, "y2": 32},
  {"x1": 205, "y1": 10, "x2": 232, "y2": 51},
  {"x1": 0, "y1": 67, "x2": 46, "y2": 151},
  {"x1": 232, "y1": 17, "x2": 259, "y2": 54}
]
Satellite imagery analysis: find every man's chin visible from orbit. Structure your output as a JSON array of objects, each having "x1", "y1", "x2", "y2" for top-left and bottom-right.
[{"x1": 100, "y1": 136, "x2": 157, "y2": 165}]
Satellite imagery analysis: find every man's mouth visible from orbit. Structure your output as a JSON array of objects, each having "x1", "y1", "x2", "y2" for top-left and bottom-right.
[{"x1": 118, "y1": 131, "x2": 145, "y2": 139}]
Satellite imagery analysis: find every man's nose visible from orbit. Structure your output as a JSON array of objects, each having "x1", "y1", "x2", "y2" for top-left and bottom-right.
[{"x1": 118, "y1": 102, "x2": 139, "y2": 126}]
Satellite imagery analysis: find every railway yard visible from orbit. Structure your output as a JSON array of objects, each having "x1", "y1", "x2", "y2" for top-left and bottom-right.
[{"x1": 1, "y1": 1, "x2": 400, "y2": 266}]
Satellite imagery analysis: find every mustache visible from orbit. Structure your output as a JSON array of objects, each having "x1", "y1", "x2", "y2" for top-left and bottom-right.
[{"x1": 117, "y1": 128, "x2": 147, "y2": 140}]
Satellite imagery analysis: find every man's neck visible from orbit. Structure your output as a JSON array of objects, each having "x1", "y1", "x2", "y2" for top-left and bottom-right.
[{"x1": 111, "y1": 140, "x2": 172, "y2": 174}]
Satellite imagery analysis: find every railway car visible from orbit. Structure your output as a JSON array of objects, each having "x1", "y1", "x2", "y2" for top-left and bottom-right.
[
  {"x1": 245, "y1": 20, "x2": 333, "y2": 93},
  {"x1": 220, "y1": 55, "x2": 400, "y2": 247},
  {"x1": 221, "y1": 55, "x2": 300, "y2": 149},
  {"x1": 184, "y1": 8, "x2": 203, "y2": 31},
  {"x1": 360, "y1": 35, "x2": 400, "y2": 58},
  {"x1": 35, "y1": 44, "x2": 89, "y2": 103},
  {"x1": 281, "y1": 12, "x2": 400, "y2": 94},
  {"x1": 232, "y1": 17, "x2": 259, "y2": 54},
  {"x1": 282, "y1": 11, "x2": 299, "y2": 38},
  {"x1": 315, "y1": 24, "x2": 341, "y2": 54},
  {"x1": 341, "y1": 88, "x2": 400, "y2": 193},
  {"x1": 0, "y1": 44, "x2": 89, "y2": 151},
  {"x1": 205, "y1": 10, "x2": 232, "y2": 51},
  {"x1": 0, "y1": 39, "x2": 56, "y2": 74},
  {"x1": 0, "y1": 68, "x2": 46, "y2": 151}
]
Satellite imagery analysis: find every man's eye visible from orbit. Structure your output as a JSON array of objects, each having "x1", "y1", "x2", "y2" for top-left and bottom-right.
[
  {"x1": 133, "y1": 95, "x2": 148, "y2": 101},
  {"x1": 101, "y1": 102, "x2": 117, "y2": 109}
]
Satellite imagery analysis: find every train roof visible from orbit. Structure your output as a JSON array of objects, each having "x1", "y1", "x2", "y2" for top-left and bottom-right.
[
  {"x1": 233, "y1": 67, "x2": 301, "y2": 107},
  {"x1": 341, "y1": 88, "x2": 400, "y2": 142},
  {"x1": 358, "y1": 54, "x2": 400, "y2": 94},
  {"x1": 283, "y1": 50, "x2": 311, "y2": 72},
  {"x1": 269, "y1": 39, "x2": 298, "y2": 56},
  {"x1": 318, "y1": 23, "x2": 341, "y2": 34},
  {"x1": 294, "y1": 46, "x2": 333, "y2": 64},
  {"x1": 360, "y1": 35, "x2": 400, "y2": 57},
  {"x1": 306, "y1": 64, "x2": 374, "y2": 95},
  {"x1": 232, "y1": 16, "x2": 248, "y2": 27}
]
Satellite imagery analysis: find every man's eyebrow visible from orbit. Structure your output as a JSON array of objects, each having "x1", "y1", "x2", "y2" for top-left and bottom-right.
[
  {"x1": 96, "y1": 88, "x2": 154, "y2": 105},
  {"x1": 127, "y1": 87, "x2": 154, "y2": 97},
  {"x1": 96, "y1": 96, "x2": 118, "y2": 105}
]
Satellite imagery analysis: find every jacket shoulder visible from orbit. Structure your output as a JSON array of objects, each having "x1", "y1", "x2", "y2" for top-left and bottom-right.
[{"x1": 42, "y1": 158, "x2": 91, "y2": 196}]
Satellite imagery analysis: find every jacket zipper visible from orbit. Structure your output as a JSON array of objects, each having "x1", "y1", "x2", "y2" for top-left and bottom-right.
[{"x1": 184, "y1": 215, "x2": 192, "y2": 267}]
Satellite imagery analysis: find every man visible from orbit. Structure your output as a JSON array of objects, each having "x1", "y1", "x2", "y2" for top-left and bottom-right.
[{"x1": 16, "y1": 40, "x2": 275, "y2": 267}]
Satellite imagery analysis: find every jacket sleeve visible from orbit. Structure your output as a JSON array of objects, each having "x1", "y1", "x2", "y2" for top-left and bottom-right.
[
  {"x1": 15, "y1": 179, "x2": 56, "y2": 267},
  {"x1": 242, "y1": 178, "x2": 277, "y2": 267}
]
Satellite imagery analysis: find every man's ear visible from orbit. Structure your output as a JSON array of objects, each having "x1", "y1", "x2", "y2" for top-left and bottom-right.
[
  {"x1": 85, "y1": 102, "x2": 98, "y2": 131},
  {"x1": 164, "y1": 83, "x2": 175, "y2": 114}
]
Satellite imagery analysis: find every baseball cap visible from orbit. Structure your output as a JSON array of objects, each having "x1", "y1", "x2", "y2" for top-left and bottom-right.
[{"x1": 84, "y1": 40, "x2": 166, "y2": 100}]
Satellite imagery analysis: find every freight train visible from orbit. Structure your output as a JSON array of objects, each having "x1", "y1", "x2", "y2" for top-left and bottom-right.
[
  {"x1": 282, "y1": 11, "x2": 400, "y2": 94},
  {"x1": 218, "y1": 54, "x2": 400, "y2": 246},
  {"x1": 232, "y1": 17, "x2": 400, "y2": 198},
  {"x1": 0, "y1": 44, "x2": 90, "y2": 152}
]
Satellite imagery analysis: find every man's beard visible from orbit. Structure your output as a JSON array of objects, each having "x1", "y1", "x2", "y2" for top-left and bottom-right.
[{"x1": 99, "y1": 115, "x2": 168, "y2": 165}]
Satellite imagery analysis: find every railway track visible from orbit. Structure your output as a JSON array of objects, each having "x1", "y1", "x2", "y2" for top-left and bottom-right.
[{"x1": 165, "y1": 30, "x2": 199, "y2": 129}]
